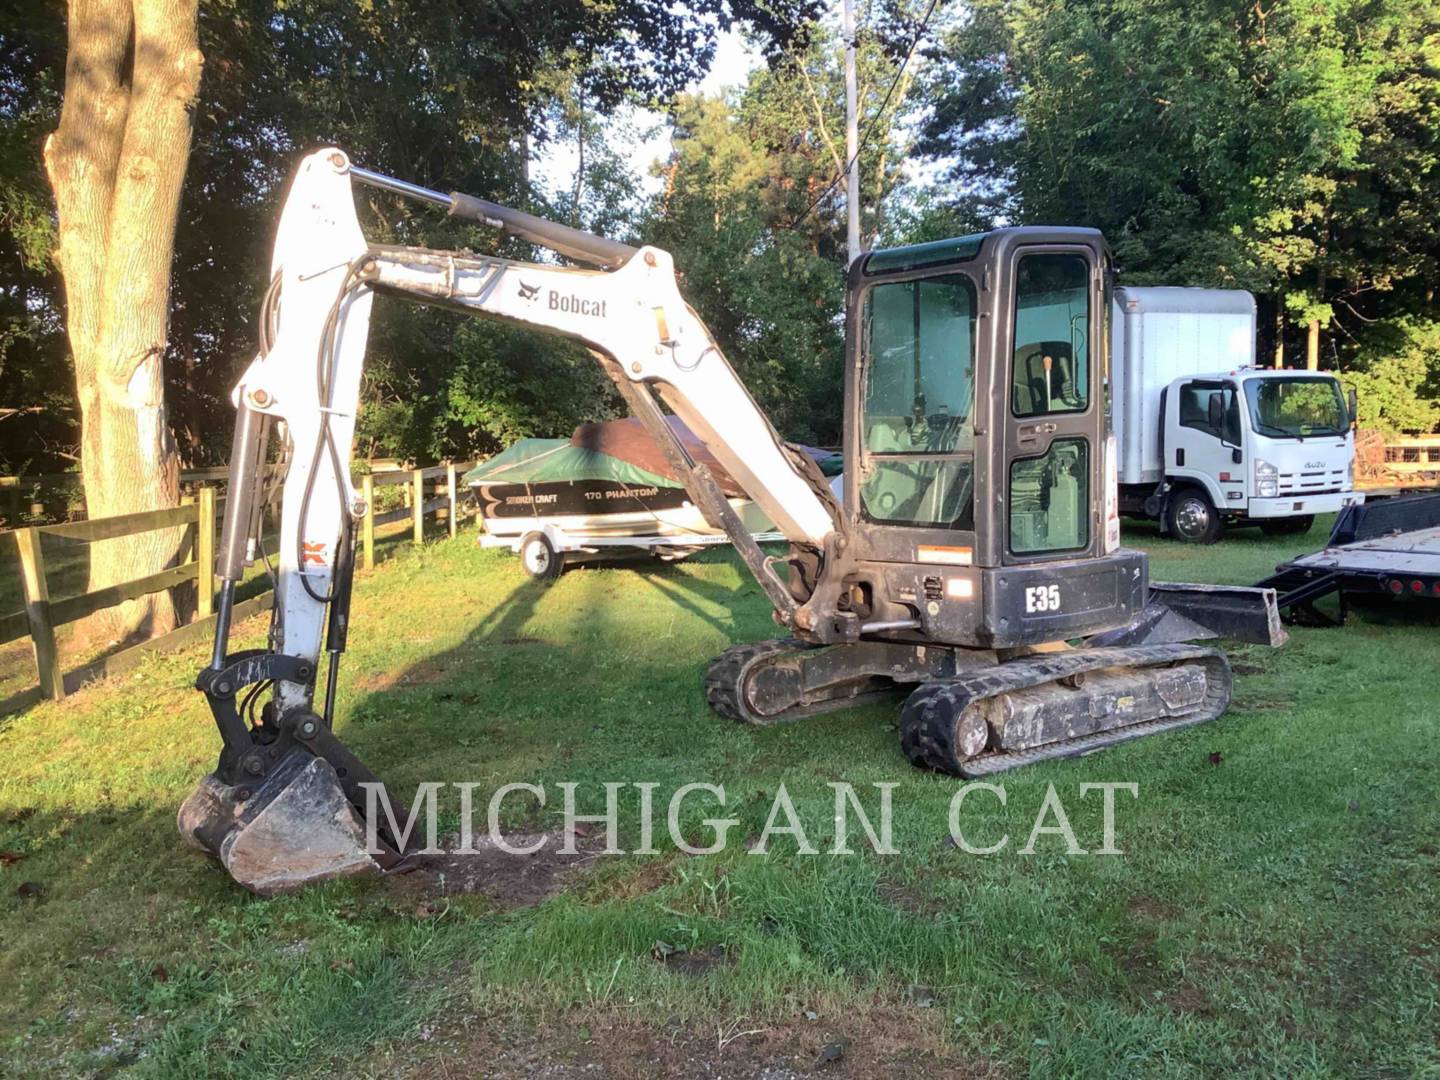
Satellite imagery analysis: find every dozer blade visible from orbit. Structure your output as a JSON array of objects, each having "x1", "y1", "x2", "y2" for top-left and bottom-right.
[
  {"x1": 178, "y1": 749, "x2": 382, "y2": 896},
  {"x1": 1090, "y1": 582, "x2": 1288, "y2": 648}
]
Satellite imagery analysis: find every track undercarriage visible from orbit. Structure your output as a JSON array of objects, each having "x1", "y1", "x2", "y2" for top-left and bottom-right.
[{"x1": 706, "y1": 638, "x2": 1232, "y2": 777}]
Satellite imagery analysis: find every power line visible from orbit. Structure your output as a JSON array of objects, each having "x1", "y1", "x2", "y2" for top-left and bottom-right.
[{"x1": 791, "y1": 0, "x2": 943, "y2": 231}]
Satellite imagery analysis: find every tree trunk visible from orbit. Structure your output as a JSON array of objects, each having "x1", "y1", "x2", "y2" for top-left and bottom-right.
[
  {"x1": 1273, "y1": 294, "x2": 1285, "y2": 368},
  {"x1": 1307, "y1": 262, "x2": 1323, "y2": 371},
  {"x1": 44, "y1": 0, "x2": 202, "y2": 644}
]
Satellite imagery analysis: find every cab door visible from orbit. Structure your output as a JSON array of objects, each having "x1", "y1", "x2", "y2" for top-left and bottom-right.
[
  {"x1": 1165, "y1": 379, "x2": 1242, "y2": 503},
  {"x1": 1001, "y1": 248, "x2": 1101, "y2": 564}
]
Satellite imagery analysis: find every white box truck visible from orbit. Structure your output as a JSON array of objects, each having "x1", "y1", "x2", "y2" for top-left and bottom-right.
[{"x1": 1110, "y1": 287, "x2": 1362, "y2": 543}]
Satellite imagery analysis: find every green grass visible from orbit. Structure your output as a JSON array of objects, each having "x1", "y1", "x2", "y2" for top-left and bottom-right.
[{"x1": 0, "y1": 519, "x2": 1436, "y2": 1077}]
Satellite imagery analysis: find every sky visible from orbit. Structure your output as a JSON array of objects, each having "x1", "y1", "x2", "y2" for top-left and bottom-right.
[{"x1": 531, "y1": 28, "x2": 761, "y2": 201}]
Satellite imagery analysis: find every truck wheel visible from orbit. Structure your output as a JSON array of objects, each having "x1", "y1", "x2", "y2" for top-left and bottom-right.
[
  {"x1": 1260, "y1": 516, "x2": 1314, "y2": 537},
  {"x1": 1166, "y1": 489, "x2": 1222, "y2": 545},
  {"x1": 519, "y1": 532, "x2": 562, "y2": 582}
]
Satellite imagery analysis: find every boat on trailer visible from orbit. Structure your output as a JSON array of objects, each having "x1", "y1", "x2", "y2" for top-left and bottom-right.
[{"x1": 466, "y1": 417, "x2": 839, "y2": 579}]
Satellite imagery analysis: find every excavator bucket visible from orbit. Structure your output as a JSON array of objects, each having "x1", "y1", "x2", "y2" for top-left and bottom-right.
[
  {"x1": 182, "y1": 656, "x2": 405, "y2": 894},
  {"x1": 177, "y1": 751, "x2": 382, "y2": 895}
]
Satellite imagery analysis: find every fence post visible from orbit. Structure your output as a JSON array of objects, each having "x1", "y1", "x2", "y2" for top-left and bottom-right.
[
  {"x1": 197, "y1": 486, "x2": 216, "y2": 618},
  {"x1": 412, "y1": 468, "x2": 424, "y2": 545},
  {"x1": 16, "y1": 527, "x2": 63, "y2": 701},
  {"x1": 361, "y1": 473, "x2": 375, "y2": 570},
  {"x1": 447, "y1": 463, "x2": 458, "y2": 539}
]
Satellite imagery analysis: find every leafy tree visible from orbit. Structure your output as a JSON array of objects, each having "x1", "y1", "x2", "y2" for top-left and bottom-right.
[
  {"x1": 0, "y1": 3, "x2": 70, "y2": 476},
  {"x1": 918, "y1": 0, "x2": 1440, "y2": 418},
  {"x1": 0, "y1": 0, "x2": 826, "y2": 478},
  {"x1": 1339, "y1": 319, "x2": 1440, "y2": 433},
  {"x1": 648, "y1": 23, "x2": 924, "y2": 444}
]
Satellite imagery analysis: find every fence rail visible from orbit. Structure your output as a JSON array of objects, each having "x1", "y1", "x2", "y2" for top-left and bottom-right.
[
  {"x1": 2, "y1": 461, "x2": 477, "y2": 709},
  {"x1": 1382, "y1": 435, "x2": 1440, "y2": 474},
  {"x1": 0, "y1": 458, "x2": 410, "y2": 525}
]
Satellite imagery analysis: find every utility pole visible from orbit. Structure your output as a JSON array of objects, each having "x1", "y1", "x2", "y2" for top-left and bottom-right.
[{"x1": 843, "y1": 0, "x2": 861, "y2": 265}]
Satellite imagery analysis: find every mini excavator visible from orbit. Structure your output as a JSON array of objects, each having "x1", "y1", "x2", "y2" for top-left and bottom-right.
[{"x1": 180, "y1": 149, "x2": 1284, "y2": 892}]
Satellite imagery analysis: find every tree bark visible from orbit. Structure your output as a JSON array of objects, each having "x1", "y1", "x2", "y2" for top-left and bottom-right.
[
  {"x1": 44, "y1": 0, "x2": 202, "y2": 644},
  {"x1": 1307, "y1": 262, "x2": 1323, "y2": 371},
  {"x1": 1273, "y1": 294, "x2": 1285, "y2": 368}
]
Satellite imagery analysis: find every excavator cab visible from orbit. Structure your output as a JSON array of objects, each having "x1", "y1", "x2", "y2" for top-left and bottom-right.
[
  {"x1": 181, "y1": 151, "x2": 1284, "y2": 893},
  {"x1": 830, "y1": 228, "x2": 1142, "y2": 650}
]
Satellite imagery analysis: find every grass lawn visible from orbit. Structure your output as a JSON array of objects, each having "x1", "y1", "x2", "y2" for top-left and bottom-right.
[{"x1": 0, "y1": 519, "x2": 1436, "y2": 1077}]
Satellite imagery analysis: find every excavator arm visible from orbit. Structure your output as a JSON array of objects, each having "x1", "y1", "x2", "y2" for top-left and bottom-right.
[{"x1": 181, "y1": 148, "x2": 839, "y2": 892}]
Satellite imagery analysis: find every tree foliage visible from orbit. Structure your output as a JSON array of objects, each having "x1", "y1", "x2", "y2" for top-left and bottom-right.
[
  {"x1": 0, "y1": 0, "x2": 824, "y2": 474},
  {"x1": 917, "y1": 0, "x2": 1440, "y2": 421},
  {"x1": 647, "y1": 24, "x2": 921, "y2": 445}
]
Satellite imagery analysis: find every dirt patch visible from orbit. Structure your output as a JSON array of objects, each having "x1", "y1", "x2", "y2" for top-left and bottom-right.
[
  {"x1": 389, "y1": 829, "x2": 602, "y2": 909},
  {"x1": 355, "y1": 660, "x2": 447, "y2": 693},
  {"x1": 879, "y1": 879, "x2": 945, "y2": 918},
  {"x1": 654, "y1": 941, "x2": 733, "y2": 977},
  {"x1": 1126, "y1": 895, "x2": 1180, "y2": 922},
  {"x1": 374, "y1": 1004, "x2": 1005, "y2": 1079},
  {"x1": 1161, "y1": 984, "x2": 1215, "y2": 1017}
]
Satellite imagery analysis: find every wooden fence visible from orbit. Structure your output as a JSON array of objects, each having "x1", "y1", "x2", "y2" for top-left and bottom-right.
[
  {"x1": 0, "y1": 459, "x2": 409, "y2": 525},
  {"x1": 2, "y1": 462, "x2": 476, "y2": 710},
  {"x1": 1381, "y1": 434, "x2": 1440, "y2": 474}
]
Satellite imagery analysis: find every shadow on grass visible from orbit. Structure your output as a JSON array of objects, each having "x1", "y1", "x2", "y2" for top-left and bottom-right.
[{"x1": 325, "y1": 551, "x2": 770, "y2": 835}]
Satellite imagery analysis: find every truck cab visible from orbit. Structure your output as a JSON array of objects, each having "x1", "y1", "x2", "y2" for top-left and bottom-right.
[
  {"x1": 1110, "y1": 286, "x2": 1362, "y2": 543},
  {"x1": 1159, "y1": 369, "x2": 1362, "y2": 541}
]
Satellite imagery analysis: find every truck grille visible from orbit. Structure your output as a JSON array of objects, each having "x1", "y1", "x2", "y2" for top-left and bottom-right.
[{"x1": 1276, "y1": 469, "x2": 1346, "y2": 496}]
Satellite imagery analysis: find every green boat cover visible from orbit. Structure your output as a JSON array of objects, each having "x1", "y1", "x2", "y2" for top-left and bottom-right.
[{"x1": 463, "y1": 438, "x2": 679, "y2": 489}]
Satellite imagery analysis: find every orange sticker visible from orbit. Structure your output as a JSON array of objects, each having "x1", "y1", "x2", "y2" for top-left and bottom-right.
[{"x1": 917, "y1": 545, "x2": 973, "y2": 566}]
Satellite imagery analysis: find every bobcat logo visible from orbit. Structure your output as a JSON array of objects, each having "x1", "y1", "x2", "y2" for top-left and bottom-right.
[{"x1": 517, "y1": 280, "x2": 541, "y2": 302}]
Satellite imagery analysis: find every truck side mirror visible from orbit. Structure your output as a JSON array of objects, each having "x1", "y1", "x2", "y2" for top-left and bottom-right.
[
  {"x1": 1347, "y1": 387, "x2": 1359, "y2": 427},
  {"x1": 1208, "y1": 393, "x2": 1225, "y2": 435}
]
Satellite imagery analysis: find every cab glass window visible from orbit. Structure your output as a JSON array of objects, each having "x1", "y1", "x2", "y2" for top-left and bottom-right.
[
  {"x1": 1010, "y1": 437, "x2": 1089, "y2": 554},
  {"x1": 860, "y1": 275, "x2": 976, "y2": 529},
  {"x1": 1244, "y1": 377, "x2": 1347, "y2": 438},
  {"x1": 1179, "y1": 381, "x2": 1242, "y2": 444},
  {"x1": 1012, "y1": 254, "x2": 1090, "y2": 417}
]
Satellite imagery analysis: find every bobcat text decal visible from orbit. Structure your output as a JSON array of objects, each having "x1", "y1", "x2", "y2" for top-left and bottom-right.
[{"x1": 549, "y1": 290, "x2": 606, "y2": 318}]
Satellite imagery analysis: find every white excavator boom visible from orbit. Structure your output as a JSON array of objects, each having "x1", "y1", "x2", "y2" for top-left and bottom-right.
[
  {"x1": 183, "y1": 148, "x2": 838, "y2": 891},
  {"x1": 243, "y1": 150, "x2": 836, "y2": 711}
]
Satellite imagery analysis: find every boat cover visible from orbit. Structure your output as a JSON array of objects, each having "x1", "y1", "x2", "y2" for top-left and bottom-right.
[
  {"x1": 570, "y1": 416, "x2": 746, "y2": 496},
  {"x1": 463, "y1": 438, "x2": 677, "y2": 489},
  {"x1": 465, "y1": 417, "x2": 840, "y2": 494}
]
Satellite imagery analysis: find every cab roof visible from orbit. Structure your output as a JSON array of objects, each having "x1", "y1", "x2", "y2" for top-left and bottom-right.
[{"x1": 861, "y1": 226, "x2": 1106, "y2": 276}]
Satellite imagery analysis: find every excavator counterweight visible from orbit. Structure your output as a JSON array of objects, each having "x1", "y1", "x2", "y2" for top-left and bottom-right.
[{"x1": 181, "y1": 149, "x2": 1283, "y2": 892}]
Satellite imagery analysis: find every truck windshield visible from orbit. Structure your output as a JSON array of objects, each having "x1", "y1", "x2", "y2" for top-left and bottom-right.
[
  {"x1": 860, "y1": 274, "x2": 977, "y2": 529},
  {"x1": 1243, "y1": 377, "x2": 1347, "y2": 438}
]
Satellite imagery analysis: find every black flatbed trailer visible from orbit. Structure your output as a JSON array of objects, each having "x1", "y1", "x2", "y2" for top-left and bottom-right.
[{"x1": 1258, "y1": 492, "x2": 1440, "y2": 625}]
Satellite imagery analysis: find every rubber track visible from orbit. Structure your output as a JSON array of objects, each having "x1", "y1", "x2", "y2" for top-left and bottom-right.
[
  {"x1": 706, "y1": 639, "x2": 795, "y2": 724},
  {"x1": 899, "y1": 644, "x2": 1232, "y2": 777},
  {"x1": 705, "y1": 638, "x2": 846, "y2": 726}
]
